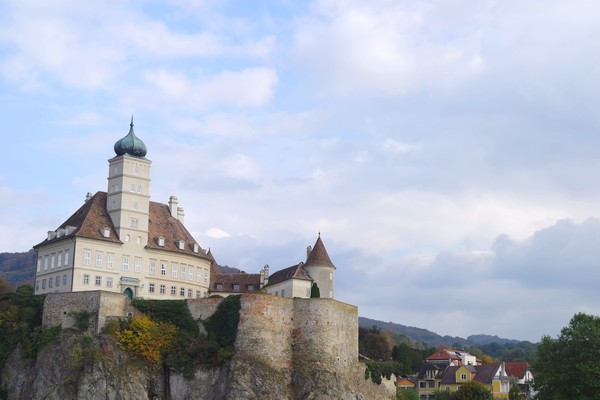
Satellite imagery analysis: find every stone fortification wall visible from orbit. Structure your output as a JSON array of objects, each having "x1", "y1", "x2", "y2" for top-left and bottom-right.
[
  {"x1": 235, "y1": 294, "x2": 294, "y2": 369},
  {"x1": 291, "y1": 298, "x2": 358, "y2": 375},
  {"x1": 42, "y1": 291, "x2": 130, "y2": 333}
]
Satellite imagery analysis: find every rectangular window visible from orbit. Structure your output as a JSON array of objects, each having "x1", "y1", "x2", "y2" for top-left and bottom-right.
[
  {"x1": 149, "y1": 283, "x2": 155, "y2": 293},
  {"x1": 216, "y1": 283, "x2": 222, "y2": 290},
  {"x1": 233, "y1": 283, "x2": 240, "y2": 291},
  {"x1": 107, "y1": 254, "x2": 114, "y2": 269},
  {"x1": 95, "y1": 276, "x2": 101, "y2": 286},
  {"x1": 197, "y1": 270, "x2": 201, "y2": 282},
  {"x1": 134, "y1": 258, "x2": 142, "y2": 273},
  {"x1": 281, "y1": 289, "x2": 285, "y2": 297},
  {"x1": 42, "y1": 279, "x2": 46, "y2": 289},
  {"x1": 172, "y1": 264, "x2": 178, "y2": 278},
  {"x1": 460, "y1": 374, "x2": 467, "y2": 380},
  {"x1": 55, "y1": 276, "x2": 60, "y2": 287},
  {"x1": 50, "y1": 254, "x2": 55, "y2": 269},
  {"x1": 420, "y1": 382, "x2": 426, "y2": 388},
  {"x1": 161, "y1": 263, "x2": 167, "y2": 276},
  {"x1": 106, "y1": 277, "x2": 113, "y2": 288},
  {"x1": 57, "y1": 252, "x2": 62, "y2": 268},
  {"x1": 181, "y1": 266, "x2": 186, "y2": 279},
  {"x1": 196, "y1": 290, "x2": 201, "y2": 298},
  {"x1": 170, "y1": 286, "x2": 176, "y2": 295},
  {"x1": 204, "y1": 270, "x2": 208, "y2": 283},
  {"x1": 180, "y1": 287, "x2": 185, "y2": 297},
  {"x1": 131, "y1": 217, "x2": 139, "y2": 228},
  {"x1": 96, "y1": 252, "x2": 103, "y2": 267},
  {"x1": 149, "y1": 261, "x2": 156, "y2": 275},
  {"x1": 248, "y1": 284, "x2": 254, "y2": 291},
  {"x1": 64, "y1": 250, "x2": 69, "y2": 266},
  {"x1": 83, "y1": 251, "x2": 91, "y2": 266},
  {"x1": 122, "y1": 257, "x2": 129, "y2": 271},
  {"x1": 83, "y1": 274, "x2": 90, "y2": 285},
  {"x1": 187, "y1": 289, "x2": 192, "y2": 298},
  {"x1": 188, "y1": 268, "x2": 193, "y2": 281},
  {"x1": 160, "y1": 284, "x2": 165, "y2": 294},
  {"x1": 37, "y1": 259, "x2": 41, "y2": 272},
  {"x1": 63, "y1": 274, "x2": 67, "y2": 285},
  {"x1": 48, "y1": 277, "x2": 53, "y2": 288},
  {"x1": 44, "y1": 255, "x2": 49, "y2": 270}
]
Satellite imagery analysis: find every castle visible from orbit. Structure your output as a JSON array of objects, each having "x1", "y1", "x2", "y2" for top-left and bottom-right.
[{"x1": 33, "y1": 118, "x2": 336, "y2": 301}]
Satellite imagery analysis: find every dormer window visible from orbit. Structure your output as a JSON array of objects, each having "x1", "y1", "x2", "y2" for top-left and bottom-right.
[
  {"x1": 158, "y1": 237, "x2": 165, "y2": 247},
  {"x1": 47, "y1": 231, "x2": 56, "y2": 240},
  {"x1": 178, "y1": 240, "x2": 185, "y2": 250},
  {"x1": 101, "y1": 227, "x2": 110, "y2": 238},
  {"x1": 193, "y1": 243, "x2": 199, "y2": 253}
]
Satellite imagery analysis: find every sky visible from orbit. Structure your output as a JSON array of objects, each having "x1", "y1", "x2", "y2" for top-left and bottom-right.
[{"x1": 2, "y1": 0, "x2": 600, "y2": 343}]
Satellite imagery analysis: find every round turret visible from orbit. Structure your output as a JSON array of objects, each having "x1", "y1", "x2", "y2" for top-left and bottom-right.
[{"x1": 114, "y1": 117, "x2": 147, "y2": 157}]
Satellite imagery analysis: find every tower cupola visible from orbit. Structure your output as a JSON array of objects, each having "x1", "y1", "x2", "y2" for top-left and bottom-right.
[{"x1": 114, "y1": 116, "x2": 147, "y2": 158}]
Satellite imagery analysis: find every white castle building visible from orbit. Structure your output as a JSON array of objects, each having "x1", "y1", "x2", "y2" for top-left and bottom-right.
[{"x1": 34, "y1": 118, "x2": 336, "y2": 300}]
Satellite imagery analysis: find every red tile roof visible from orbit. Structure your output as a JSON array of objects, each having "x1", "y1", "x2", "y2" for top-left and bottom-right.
[
  {"x1": 35, "y1": 191, "x2": 210, "y2": 261},
  {"x1": 210, "y1": 273, "x2": 261, "y2": 293},
  {"x1": 427, "y1": 349, "x2": 463, "y2": 362},
  {"x1": 505, "y1": 362, "x2": 531, "y2": 379},
  {"x1": 305, "y1": 235, "x2": 335, "y2": 269}
]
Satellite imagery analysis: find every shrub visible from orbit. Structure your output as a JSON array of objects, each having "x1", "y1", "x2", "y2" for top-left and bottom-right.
[
  {"x1": 115, "y1": 314, "x2": 177, "y2": 367},
  {"x1": 69, "y1": 310, "x2": 95, "y2": 331}
]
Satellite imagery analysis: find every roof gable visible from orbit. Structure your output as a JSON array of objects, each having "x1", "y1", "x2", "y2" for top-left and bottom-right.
[
  {"x1": 505, "y1": 362, "x2": 531, "y2": 379},
  {"x1": 265, "y1": 263, "x2": 312, "y2": 287}
]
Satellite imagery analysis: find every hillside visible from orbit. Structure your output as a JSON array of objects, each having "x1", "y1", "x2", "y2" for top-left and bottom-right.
[{"x1": 0, "y1": 250, "x2": 36, "y2": 289}]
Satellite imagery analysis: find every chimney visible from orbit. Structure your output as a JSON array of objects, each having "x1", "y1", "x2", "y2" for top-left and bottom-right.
[
  {"x1": 168, "y1": 196, "x2": 178, "y2": 218},
  {"x1": 85, "y1": 192, "x2": 93, "y2": 202},
  {"x1": 306, "y1": 245, "x2": 312, "y2": 260},
  {"x1": 177, "y1": 207, "x2": 185, "y2": 224}
]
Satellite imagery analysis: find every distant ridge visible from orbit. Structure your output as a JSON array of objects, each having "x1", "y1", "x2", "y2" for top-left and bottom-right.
[
  {"x1": 0, "y1": 250, "x2": 36, "y2": 289},
  {"x1": 359, "y1": 316, "x2": 521, "y2": 348}
]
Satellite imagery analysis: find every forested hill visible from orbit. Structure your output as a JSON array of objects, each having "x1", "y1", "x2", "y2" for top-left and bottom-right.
[
  {"x1": 0, "y1": 250, "x2": 36, "y2": 289},
  {"x1": 359, "y1": 316, "x2": 523, "y2": 348}
]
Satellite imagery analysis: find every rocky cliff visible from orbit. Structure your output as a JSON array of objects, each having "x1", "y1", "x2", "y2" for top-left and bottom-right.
[{"x1": 2, "y1": 330, "x2": 394, "y2": 400}]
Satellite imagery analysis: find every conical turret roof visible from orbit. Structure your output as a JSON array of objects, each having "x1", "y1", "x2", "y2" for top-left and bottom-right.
[{"x1": 305, "y1": 234, "x2": 335, "y2": 269}]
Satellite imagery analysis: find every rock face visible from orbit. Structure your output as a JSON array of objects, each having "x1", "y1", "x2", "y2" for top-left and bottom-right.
[{"x1": 1, "y1": 330, "x2": 393, "y2": 400}]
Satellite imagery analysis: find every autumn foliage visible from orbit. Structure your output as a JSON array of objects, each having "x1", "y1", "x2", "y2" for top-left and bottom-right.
[{"x1": 115, "y1": 314, "x2": 177, "y2": 367}]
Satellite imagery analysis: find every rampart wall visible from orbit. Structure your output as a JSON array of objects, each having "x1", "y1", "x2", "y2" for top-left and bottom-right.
[{"x1": 42, "y1": 292, "x2": 359, "y2": 375}]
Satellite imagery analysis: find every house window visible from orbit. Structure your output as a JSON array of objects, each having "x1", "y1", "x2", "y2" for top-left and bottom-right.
[
  {"x1": 57, "y1": 252, "x2": 62, "y2": 267},
  {"x1": 181, "y1": 266, "x2": 186, "y2": 279},
  {"x1": 55, "y1": 276, "x2": 60, "y2": 287},
  {"x1": 125, "y1": 234, "x2": 130, "y2": 243},
  {"x1": 149, "y1": 261, "x2": 156, "y2": 275},
  {"x1": 107, "y1": 254, "x2": 114, "y2": 269},
  {"x1": 64, "y1": 250, "x2": 69, "y2": 266},
  {"x1": 95, "y1": 276, "x2": 101, "y2": 286},
  {"x1": 161, "y1": 263, "x2": 167, "y2": 276},
  {"x1": 134, "y1": 258, "x2": 142, "y2": 273},
  {"x1": 96, "y1": 253, "x2": 103, "y2": 267},
  {"x1": 197, "y1": 270, "x2": 201, "y2": 282},
  {"x1": 460, "y1": 374, "x2": 467, "y2": 380},
  {"x1": 188, "y1": 268, "x2": 193, "y2": 281},
  {"x1": 172, "y1": 264, "x2": 178, "y2": 278},
  {"x1": 180, "y1": 287, "x2": 185, "y2": 297},
  {"x1": 83, "y1": 251, "x2": 91, "y2": 266},
  {"x1": 187, "y1": 289, "x2": 192, "y2": 298},
  {"x1": 233, "y1": 283, "x2": 240, "y2": 291},
  {"x1": 158, "y1": 237, "x2": 165, "y2": 247},
  {"x1": 216, "y1": 283, "x2": 222, "y2": 290},
  {"x1": 106, "y1": 277, "x2": 113, "y2": 288},
  {"x1": 42, "y1": 279, "x2": 46, "y2": 289},
  {"x1": 83, "y1": 274, "x2": 90, "y2": 285},
  {"x1": 37, "y1": 259, "x2": 41, "y2": 272},
  {"x1": 160, "y1": 284, "x2": 165, "y2": 294},
  {"x1": 419, "y1": 382, "x2": 426, "y2": 388},
  {"x1": 170, "y1": 286, "x2": 176, "y2": 295},
  {"x1": 130, "y1": 184, "x2": 135, "y2": 192},
  {"x1": 248, "y1": 284, "x2": 254, "y2": 291},
  {"x1": 204, "y1": 271, "x2": 208, "y2": 283},
  {"x1": 131, "y1": 218, "x2": 139, "y2": 228},
  {"x1": 50, "y1": 254, "x2": 55, "y2": 269},
  {"x1": 428, "y1": 382, "x2": 435, "y2": 388},
  {"x1": 149, "y1": 283, "x2": 155, "y2": 293},
  {"x1": 196, "y1": 290, "x2": 201, "y2": 298},
  {"x1": 123, "y1": 257, "x2": 129, "y2": 271},
  {"x1": 63, "y1": 274, "x2": 67, "y2": 285},
  {"x1": 136, "y1": 236, "x2": 142, "y2": 244},
  {"x1": 44, "y1": 255, "x2": 49, "y2": 270},
  {"x1": 281, "y1": 289, "x2": 285, "y2": 297},
  {"x1": 48, "y1": 278, "x2": 53, "y2": 288},
  {"x1": 178, "y1": 240, "x2": 185, "y2": 250}
]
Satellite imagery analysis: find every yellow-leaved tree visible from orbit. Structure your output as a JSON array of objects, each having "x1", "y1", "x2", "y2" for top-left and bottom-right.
[{"x1": 115, "y1": 314, "x2": 177, "y2": 367}]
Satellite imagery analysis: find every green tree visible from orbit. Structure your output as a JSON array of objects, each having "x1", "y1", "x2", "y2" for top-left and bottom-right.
[
  {"x1": 450, "y1": 381, "x2": 492, "y2": 400},
  {"x1": 310, "y1": 282, "x2": 320, "y2": 298},
  {"x1": 15, "y1": 284, "x2": 34, "y2": 296},
  {"x1": 397, "y1": 389, "x2": 419, "y2": 400},
  {"x1": 508, "y1": 383, "x2": 525, "y2": 400},
  {"x1": 534, "y1": 313, "x2": 600, "y2": 400}
]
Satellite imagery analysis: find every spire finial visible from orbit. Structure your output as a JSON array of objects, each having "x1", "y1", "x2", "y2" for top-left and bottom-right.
[
  {"x1": 318, "y1": 231, "x2": 321, "y2": 237},
  {"x1": 130, "y1": 114, "x2": 134, "y2": 127}
]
